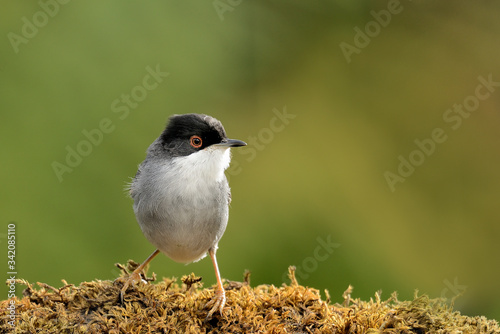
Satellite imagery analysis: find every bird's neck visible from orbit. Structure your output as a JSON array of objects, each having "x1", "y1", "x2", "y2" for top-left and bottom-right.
[{"x1": 172, "y1": 147, "x2": 231, "y2": 183}]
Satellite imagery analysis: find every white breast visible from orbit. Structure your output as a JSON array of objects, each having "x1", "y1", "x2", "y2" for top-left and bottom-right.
[{"x1": 132, "y1": 146, "x2": 232, "y2": 263}]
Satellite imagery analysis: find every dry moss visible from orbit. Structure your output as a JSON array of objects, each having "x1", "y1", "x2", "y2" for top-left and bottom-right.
[{"x1": 1, "y1": 264, "x2": 499, "y2": 333}]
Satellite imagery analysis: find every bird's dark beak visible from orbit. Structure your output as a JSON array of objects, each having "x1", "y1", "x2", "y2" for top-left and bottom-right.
[{"x1": 216, "y1": 139, "x2": 247, "y2": 147}]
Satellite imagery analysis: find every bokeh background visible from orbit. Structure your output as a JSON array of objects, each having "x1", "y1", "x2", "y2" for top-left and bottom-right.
[{"x1": 1, "y1": 0, "x2": 499, "y2": 320}]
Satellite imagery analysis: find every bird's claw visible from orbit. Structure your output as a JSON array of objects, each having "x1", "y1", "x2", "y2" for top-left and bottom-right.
[
  {"x1": 118, "y1": 271, "x2": 142, "y2": 303},
  {"x1": 205, "y1": 287, "x2": 226, "y2": 321}
]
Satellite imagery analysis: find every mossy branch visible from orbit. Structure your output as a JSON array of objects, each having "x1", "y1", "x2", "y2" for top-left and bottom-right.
[{"x1": 1, "y1": 264, "x2": 499, "y2": 333}]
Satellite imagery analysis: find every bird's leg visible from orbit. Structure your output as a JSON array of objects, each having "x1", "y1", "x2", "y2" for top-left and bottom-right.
[
  {"x1": 119, "y1": 249, "x2": 160, "y2": 303},
  {"x1": 205, "y1": 247, "x2": 226, "y2": 320}
]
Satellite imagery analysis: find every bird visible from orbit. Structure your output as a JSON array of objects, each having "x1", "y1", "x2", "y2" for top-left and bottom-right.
[{"x1": 119, "y1": 113, "x2": 246, "y2": 319}]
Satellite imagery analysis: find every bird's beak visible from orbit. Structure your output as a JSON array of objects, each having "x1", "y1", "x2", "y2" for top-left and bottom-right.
[{"x1": 216, "y1": 139, "x2": 247, "y2": 148}]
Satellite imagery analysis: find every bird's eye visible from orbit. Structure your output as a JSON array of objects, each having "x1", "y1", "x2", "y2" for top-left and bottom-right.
[{"x1": 190, "y1": 135, "x2": 203, "y2": 148}]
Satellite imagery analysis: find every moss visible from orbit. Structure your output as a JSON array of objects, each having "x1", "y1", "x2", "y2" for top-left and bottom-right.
[{"x1": 1, "y1": 264, "x2": 499, "y2": 333}]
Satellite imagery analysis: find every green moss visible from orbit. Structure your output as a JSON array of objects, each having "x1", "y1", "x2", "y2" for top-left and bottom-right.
[{"x1": 1, "y1": 264, "x2": 499, "y2": 333}]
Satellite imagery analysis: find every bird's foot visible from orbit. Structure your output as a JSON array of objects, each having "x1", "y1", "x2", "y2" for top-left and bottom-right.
[
  {"x1": 116, "y1": 270, "x2": 143, "y2": 303},
  {"x1": 205, "y1": 286, "x2": 226, "y2": 321}
]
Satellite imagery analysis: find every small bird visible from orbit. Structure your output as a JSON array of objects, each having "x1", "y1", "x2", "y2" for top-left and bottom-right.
[{"x1": 119, "y1": 113, "x2": 246, "y2": 319}]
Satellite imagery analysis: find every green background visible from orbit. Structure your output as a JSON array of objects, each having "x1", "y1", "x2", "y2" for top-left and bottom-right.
[{"x1": 1, "y1": 0, "x2": 499, "y2": 320}]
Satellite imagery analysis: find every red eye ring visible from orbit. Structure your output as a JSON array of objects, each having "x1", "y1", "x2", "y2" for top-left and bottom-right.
[{"x1": 190, "y1": 135, "x2": 203, "y2": 148}]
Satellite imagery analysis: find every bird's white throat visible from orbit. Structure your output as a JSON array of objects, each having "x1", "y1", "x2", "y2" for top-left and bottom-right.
[{"x1": 172, "y1": 146, "x2": 231, "y2": 183}]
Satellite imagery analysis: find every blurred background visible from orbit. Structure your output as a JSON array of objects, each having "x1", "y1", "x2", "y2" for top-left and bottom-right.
[{"x1": 1, "y1": 0, "x2": 499, "y2": 320}]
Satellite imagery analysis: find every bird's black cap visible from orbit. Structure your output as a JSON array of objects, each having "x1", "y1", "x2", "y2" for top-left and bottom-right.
[{"x1": 160, "y1": 114, "x2": 246, "y2": 157}]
